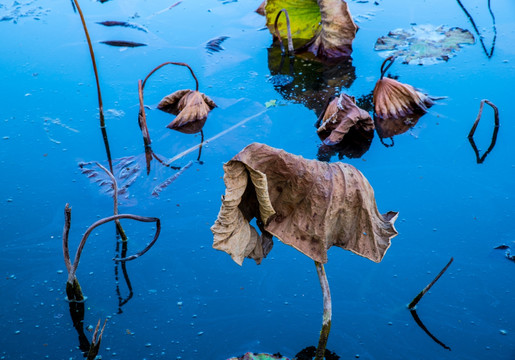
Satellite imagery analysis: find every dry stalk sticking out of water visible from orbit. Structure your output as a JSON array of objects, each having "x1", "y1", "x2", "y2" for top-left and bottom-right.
[
  {"x1": 408, "y1": 257, "x2": 454, "y2": 310},
  {"x1": 62, "y1": 166, "x2": 161, "y2": 301}
]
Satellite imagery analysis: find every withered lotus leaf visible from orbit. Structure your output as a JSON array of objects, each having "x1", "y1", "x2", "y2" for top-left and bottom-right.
[
  {"x1": 373, "y1": 77, "x2": 433, "y2": 120},
  {"x1": 296, "y1": 0, "x2": 358, "y2": 61},
  {"x1": 158, "y1": 90, "x2": 217, "y2": 134},
  {"x1": 317, "y1": 93, "x2": 374, "y2": 146},
  {"x1": 211, "y1": 143, "x2": 398, "y2": 265}
]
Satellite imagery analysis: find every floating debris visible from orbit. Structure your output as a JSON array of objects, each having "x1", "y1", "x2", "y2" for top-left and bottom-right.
[
  {"x1": 100, "y1": 40, "x2": 147, "y2": 47},
  {"x1": 375, "y1": 25, "x2": 474, "y2": 65},
  {"x1": 0, "y1": 0, "x2": 50, "y2": 23},
  {"x1": 205, "y1": 36, "x2": 229, "y2": 54},
  {"x1": 97, "y1": 21, "x2": 148, "y2": 33},
  {"x1": 467, "y1": 99, "x2": 499, "y2": 164}
]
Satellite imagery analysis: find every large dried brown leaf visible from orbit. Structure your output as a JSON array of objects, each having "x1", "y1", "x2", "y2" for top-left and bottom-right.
[
  {"x1": 211, "y1": 143, "x2": 398, "y2": 265},
  {"x1": 158, "y1": 90, "x2": 217, "y2": 134},
  {"x1": 296, "y1": 0, "x2": 358, "y2": 61},
  {"x1": 317, "y1": 93, "x2": 374, "y2": 146},
  {"x1": 373, "y1": 77, "x2": 433, "y2": 120}
]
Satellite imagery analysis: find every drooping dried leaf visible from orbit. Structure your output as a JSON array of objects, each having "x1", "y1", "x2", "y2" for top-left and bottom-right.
[
  {"x1": 317, "y1": 93, "x2": 374, "y2": 146},
  {"x1": 158, "y1": 90, "x2": 217, "y2": 134},
  {"x1": 212, "y1": 143, "x2": 398, "y2": 265},
  {"x1": 296, "y1": 0, "x2": 358, "y2": 61},
  {"x1": 375, "y1": 25, "x2": 474, "y2": 65},
  {"x1": 373, "y1": 77, "x2": 433, "y2": 120}
]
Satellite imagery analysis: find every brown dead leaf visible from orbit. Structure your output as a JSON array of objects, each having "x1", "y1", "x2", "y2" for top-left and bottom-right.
[
  {"x1": 158, "y1": 90, "x2": 217, "y2": 134},
  {"x1": 211, "y1": 143, "x2": 398, "y2": 265},
  {"x1": 296, "y1": 0, "x2": 358, "y2": 62},
  {"x1": 316, "y1": 93, "x2": 374, "y2": 146}
]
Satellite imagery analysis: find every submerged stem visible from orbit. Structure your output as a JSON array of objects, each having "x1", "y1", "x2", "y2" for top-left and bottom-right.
[{"x1": 314, "y1": 261, "x2": 332, "y2": 360}]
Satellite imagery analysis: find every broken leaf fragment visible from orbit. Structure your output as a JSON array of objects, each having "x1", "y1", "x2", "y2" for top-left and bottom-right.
[
  {"x1": 375, "y1": 25, "x2": 474, "y2": 65},
  {"x1": 211, "y1": 143, "x2": 398, "y2": 265},
  {"x1": 316, "y1": 93, "x2": 374, "y2": 146},
  {"x1": 158, "y1": 90, "x2": 217, "y2": 134}
]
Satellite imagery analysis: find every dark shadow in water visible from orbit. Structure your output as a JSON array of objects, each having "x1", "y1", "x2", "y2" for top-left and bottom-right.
[
  {"x1": 267, "y1": 45, "x2": 356, "y2": 115},
  {"x1": 295, "y1": 346, "x2": 340, "y2": 360},
  {"x1": 410, "y1": 309, "x2": 451, "y2": 351},
  {"x1": 467, "y1": 99, "x2": 499, "y2": 164},
  {"x1": 317, "y1": 127, "x2": 373, "y2": 162},
  {"x1": 374, "y1": 112, "x2": 425, "y2": 148},
  {"x1": 68, "y1": 301, "x2": 91, "y2": 356},
  {"x1": 114, "y1": 240, "x2": 133, "y2": 314},
  {"x1": 456, "y1": 0, "x2": 496, "y2": 58}
]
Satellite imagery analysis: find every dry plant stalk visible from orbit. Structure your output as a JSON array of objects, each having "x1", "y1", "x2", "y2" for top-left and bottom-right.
[
  {"x1": 86, "y1": 319, "x2": 107, "y2": 360},
  {"x1": 408, "y1": 257, "x2": 453, "y2": 310},
  {"x1": 273, "y1": 9, "x2": 294, "y2": 54}
]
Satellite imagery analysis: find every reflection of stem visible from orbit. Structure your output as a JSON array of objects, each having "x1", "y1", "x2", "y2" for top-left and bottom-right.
[
  {"x1": 197, "y1": 130, "x2": 204, "y2": 162},
  {"x1": 274, "y1": 9, "x2": 294, "y2": 54},
  {"x1": 467, "y1": 100, "x2": 499, "y2": 164},
  {"x1": 408, "y1": 257, "x2": 453, "y2": 310},
  {"x1": 314, "y1": 261, "x2": 331, "y2": 360},
  {"x1": 96, "y1": 162, "x2": 127, "y2": 241},
  {"x1": 456, "y1": 0, "x2": 496, "y2": 58},
  {"x1": 71, "y1": 0, "x2": 114, "y2": 173},
  {"x1": 115, "y1": 240, "x2": 134, "y2": 313},
  {"x1": 68, "y1": 301, "x2": 91, "y2": 354},
  {"x1": 410, "y1": 309, "x2": 451, "y2": 350},
  {"x1": 62, "y1": 204, "x2": 161, "y2": 296}
]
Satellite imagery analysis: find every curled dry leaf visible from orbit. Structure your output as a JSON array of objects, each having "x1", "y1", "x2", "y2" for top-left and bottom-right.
[
  {"x1": 255, "y1": 0, "x2": 266, "y2": 16},
  {"x1": 373, "y1": 77, "x2": 433, "y2": 120},
  {"x1": 374, "y1": 111, "x2": 424, "y2": 140},
  {"x1": 158, "y1": 90, "x2": 217, "y2": 134},
  {"x1": 211, "y1": 143, "x2": 398, "y2": 265},
  {"x1": 317, "y1": 93, "x2": 374, "y2": 146}
]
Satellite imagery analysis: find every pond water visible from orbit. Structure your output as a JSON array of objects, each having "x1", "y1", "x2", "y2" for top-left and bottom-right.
[{"x1": 1, "y1": 0, "x2": 514, "y2": 359}]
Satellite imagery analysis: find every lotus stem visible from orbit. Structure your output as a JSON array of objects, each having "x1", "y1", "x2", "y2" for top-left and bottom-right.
[
  {"x1": 142, "y1": 61, "x2": 199, "y2": 91},
  {"x1": 71, "y1": 0, "x2": 114, "y2": 173},
  {"x1": 410, "y1": 309, "x2": 451, "y2": 350},
  {"x1": 87, "y1": 319, "x2": 107, "y2": 360},
  {"x1": 314, "y1": 261, "x2": 332, "y2": 360},
  {"x1": 456, "y1": 0, "x2": 496, "y2": 58},
  {"x1": 273, "y1": 9, "x2": 294, "y2": 54},
  {"x1": 408, "y1": 257, "x2": 453, "y2": 310},
  {"x1": 467, "y1": 99, "x2": 499, "y2": 138},
  {"x1": 379, "y1": 56, "x2": 395, "y2": 80},
  {"x1": 95, "y1": 162, "x2": 128, "y2": 241}
]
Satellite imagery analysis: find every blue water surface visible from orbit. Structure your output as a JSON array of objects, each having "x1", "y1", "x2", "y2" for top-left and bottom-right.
[{"x1": 0, "y1": 0, "x2": 514, "y2": 359}]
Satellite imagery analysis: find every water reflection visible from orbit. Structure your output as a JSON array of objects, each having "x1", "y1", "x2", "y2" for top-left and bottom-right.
[
  {"x1": 374, "y1": 112, "x2": 425, "y2": 147},
  {"x1": 267, "y1": 46, "x2": 356, "y2": 114},
  {"x1": 410, "y1": 309, "x2": 451, "y2": 351}
]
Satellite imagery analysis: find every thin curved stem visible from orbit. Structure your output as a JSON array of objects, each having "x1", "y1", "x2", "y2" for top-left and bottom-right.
[
  {"x1": 274, "y1": 9, "x2": 294, "y2": 54},
  {"x1": 380, "y1": 56, "x2": 395, "y2": 80},
  {"x1": 142, "y1": 61, "x2": 199, "y2": 91},
  {"x1": 72, "y1": 0, "x2": 114, "y2": 173},
  {"x1": 456, "y1": 0, "x2": 496, "y2": 58},
  {"x1": 113, "y1": 218, "x2": 161, "y2": 262},
  {"x1": 408, "y1": 257, "x2": 453, "y2": 310},
  {"x1": 69, "y1": 214, "x2": 160, "y2": 281},
  {"x1": 314, "y1": 261, "x2": 332, "y2": 360},
  {"x1": 95, "y1": 162, "x2": 128, "y2": 241}
]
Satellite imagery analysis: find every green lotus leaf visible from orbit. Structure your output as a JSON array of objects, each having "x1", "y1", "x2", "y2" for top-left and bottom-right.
[{"x1": 265, "y1": 0, "x2": 321, "y2": 41}]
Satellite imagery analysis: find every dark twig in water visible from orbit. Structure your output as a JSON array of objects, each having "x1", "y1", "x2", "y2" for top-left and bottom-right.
[
  {"x1": 408, "y1": 257, "x2": 453, "y2": 310},
  {"x1": 197, "y1": 130, "x2": 204, "y2": 162},
  {"x1": 468, "y1": 100, "x2": 499, "y2": 164},
  {"x1": 410, "y1": 309, "x2": 451, "y2": 350},
  {"x1": 114, "y1": 240, "x2": 133, "y2": 313},
  {"x1": 95, "y1": 162, "x2": 128, "y2": 241},
  {"x1": 314, "y1": 261, "x2": 332, "y2": 360},
  {"x1": 273, "y1": 9, "x2": 294, "y2": 55},
  {"x1": 380, "y1": 56, "x2": 395, "y2": 80},
  {"x1": 456, "y1": 0, "x2": 496, "y2": 58},
  {"x1": 142, "y1": 62, "x2": 199, "y2": 91},
  {"x1": 71, "y1": 0, "x2": 114, "y2": 173},
  {"x1": 100, "y1": 40, "x2": 147, "y2": 47}
]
